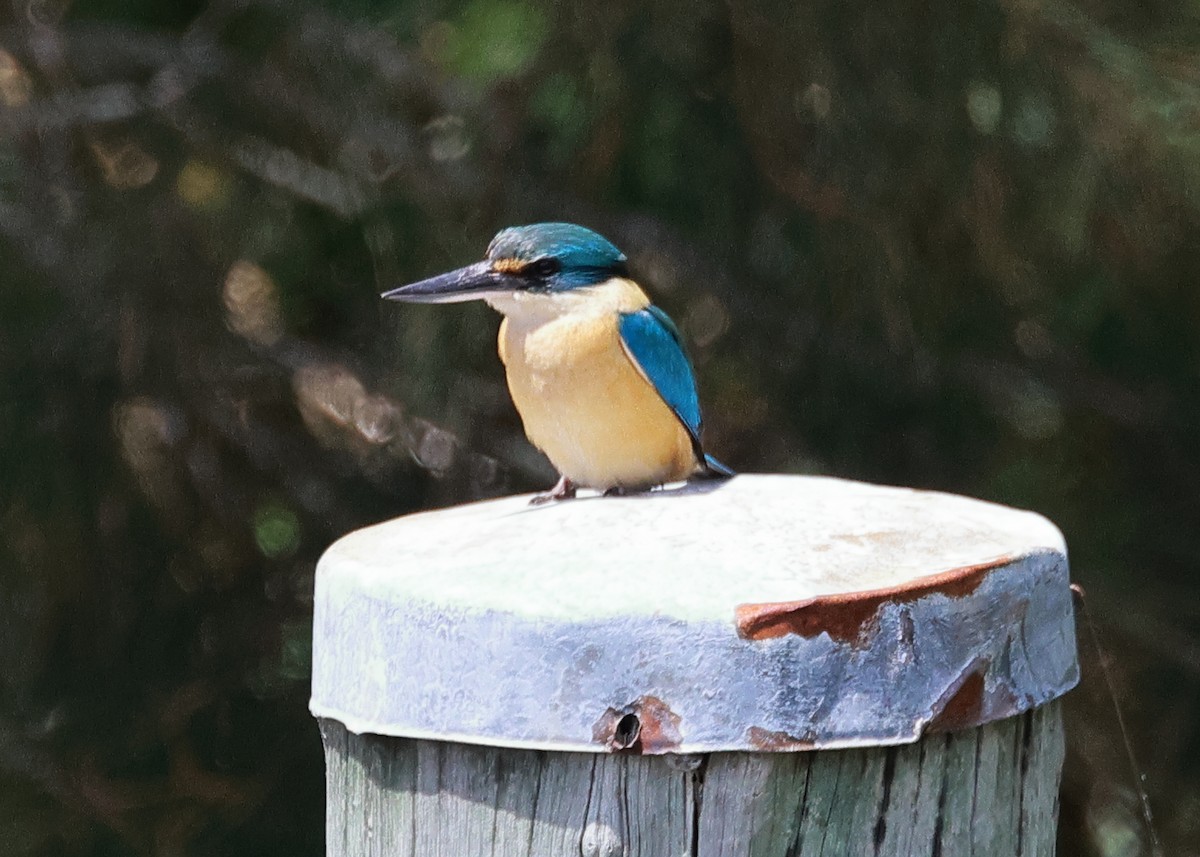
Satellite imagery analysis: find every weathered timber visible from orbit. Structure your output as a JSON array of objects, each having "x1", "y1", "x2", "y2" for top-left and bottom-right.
[
  {"x1": 312, "y1": 474, "x2": 1078, "y2": 855},
  {"x1": 320, "y1": 702, "x2": 1064, "y2": 856}
]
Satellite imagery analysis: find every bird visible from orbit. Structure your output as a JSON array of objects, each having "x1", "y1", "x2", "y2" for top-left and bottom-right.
[{"x1": 381, "y1": 222, "x2": 733, "y2": 503}]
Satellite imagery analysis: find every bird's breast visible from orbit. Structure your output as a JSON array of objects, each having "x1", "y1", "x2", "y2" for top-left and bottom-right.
[
  {"x1": 497, "y1": 311, "x2": 696, "y2": 490},
  {"x1": 509, "y1": 312, "x2": 614, "y2": 380}
]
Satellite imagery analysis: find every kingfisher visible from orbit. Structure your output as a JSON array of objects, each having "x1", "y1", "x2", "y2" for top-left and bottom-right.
[{"x1": 381, "y1": 222, "x2": 733, "y2": 503}]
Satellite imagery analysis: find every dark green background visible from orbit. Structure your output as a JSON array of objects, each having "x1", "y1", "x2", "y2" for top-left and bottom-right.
[{"x1": 1, "y1": 0, "x2": 1195, "y2": 853}]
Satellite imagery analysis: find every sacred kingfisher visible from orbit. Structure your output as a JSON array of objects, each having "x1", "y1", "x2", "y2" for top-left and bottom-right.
[{"x1": 382, "y1": 222, "x2": 733, "y2": 502}]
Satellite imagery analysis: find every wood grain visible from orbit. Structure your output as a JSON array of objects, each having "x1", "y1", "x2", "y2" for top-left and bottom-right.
[{"x1": 321, "y1": 700, "x2": 1064, "y2": 856}]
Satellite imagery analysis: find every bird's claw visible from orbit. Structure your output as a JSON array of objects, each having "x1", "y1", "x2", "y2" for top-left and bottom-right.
[{"x1": 530, "y1": 475, "x2": 576, "y2": 505}]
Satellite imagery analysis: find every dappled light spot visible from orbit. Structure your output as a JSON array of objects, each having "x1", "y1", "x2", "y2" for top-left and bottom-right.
[
  {"x1": 0, "y1": 50, "x2": 31, "y2": 107},
  {"x1": 1008, "y1": 380, "x2": 1064, "y2": 441},
  {"x1": 684, "y1": 293, "x2": 730, "y2": 349},
  {"x1": 114, "y1": 398, "x2": 182, "y2": 469},
  {"x1": 113, "y1": 397, "x2": 187, "y2": 515},
  {"x1": 91, "y1": 139, "x2": 158, "y2": 189},
  {"x1": 423, "y1": 115, "x2": 470, "y2": 162},
  {"x1": 292, "y1": 363, "x2": 402, "y2": 452},
  {"x1": 223, "y1": 261, "x2": 284, "y2": 346},
  {"x1": 253, "y1": 501, "x2": 301, "y2": 559},
  {"x1": 176, "y1": 159, "x2": 230, "y2": 211},
  {"x1": 412, "y1": 420, "x2": 459, "y2": 474},
  {"x1": 798, "y1": 82, "x2": 832, "y2": 120},
  {"x1": 967, "y1": 82, "x2": 1002, "y2": 135}
]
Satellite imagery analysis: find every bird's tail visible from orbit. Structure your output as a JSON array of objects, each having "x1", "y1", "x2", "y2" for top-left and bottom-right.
[{"x1": 696, "y1": 453, "x2": 736, "y2": 480}]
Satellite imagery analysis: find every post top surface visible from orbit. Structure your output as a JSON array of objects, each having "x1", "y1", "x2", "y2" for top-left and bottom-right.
[
  {"x1": 321, "y1": 474, "x2": 1064, "y2": 623},
  {"x1": 311, "y1": 474, "x2": 1077, "y2": 752}
]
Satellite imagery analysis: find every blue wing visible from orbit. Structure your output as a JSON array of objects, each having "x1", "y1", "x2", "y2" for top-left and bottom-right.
[{"x1": 618, "y1": 306, "x2": 703, "y2": 447}]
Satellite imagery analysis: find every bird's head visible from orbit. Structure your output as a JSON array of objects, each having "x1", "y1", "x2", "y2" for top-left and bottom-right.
[{"x1": 381, "y1": 223, "x2": 628, "y2": 311}]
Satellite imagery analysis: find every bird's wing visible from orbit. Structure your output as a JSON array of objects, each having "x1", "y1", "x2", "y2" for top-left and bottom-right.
[{"x1": 617, "y1": 306, "x2": 704, "y2": 453}]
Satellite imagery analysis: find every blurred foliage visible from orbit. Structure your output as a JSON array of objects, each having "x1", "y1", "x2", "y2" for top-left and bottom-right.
[{"x1": 0, "y1": 0, "x2": 1197, "y2": 853}]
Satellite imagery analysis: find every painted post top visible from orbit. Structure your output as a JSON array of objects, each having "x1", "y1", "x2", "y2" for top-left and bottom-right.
[{"x1": 309, "y1": 474, "x2": 1078, "y2": 753}]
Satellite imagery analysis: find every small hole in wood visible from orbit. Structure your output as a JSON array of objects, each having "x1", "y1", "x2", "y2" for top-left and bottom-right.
[{"x1": 613, "y1": 712, "x2": 641, "y2": 749}]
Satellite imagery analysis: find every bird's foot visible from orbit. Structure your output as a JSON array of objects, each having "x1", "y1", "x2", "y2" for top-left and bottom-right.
[
  {"x1": 530, "y1": 475, "x2": 577, "y2": 505},
  {"x1": 602, "y1": 486, "x2": 629, "y2": 497}
]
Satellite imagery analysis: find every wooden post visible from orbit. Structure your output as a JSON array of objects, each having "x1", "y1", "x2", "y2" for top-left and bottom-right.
[{"x1": 311, "y1": 475, "x2": 1078, "y2": 856}]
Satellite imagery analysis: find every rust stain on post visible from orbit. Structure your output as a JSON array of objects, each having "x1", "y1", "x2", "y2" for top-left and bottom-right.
[
  {"x1": 592, "y1": 695, "x2": 682, "y2": 754},
  {"x1": 735, "y1": 555, "x2": 1016, "y2": 643},
  {"x1": 927, "y1": 661, "x2": 989, "y2": 732}
]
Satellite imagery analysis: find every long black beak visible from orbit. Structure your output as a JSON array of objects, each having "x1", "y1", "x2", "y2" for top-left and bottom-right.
[{"x1": 381, "y1": 261, "x2": 524, "y2": 304}]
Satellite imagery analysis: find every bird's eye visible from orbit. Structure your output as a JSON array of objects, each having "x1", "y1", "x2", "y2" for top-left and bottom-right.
[{"x1": 528, "y1": 258, "x2": 560, "y2": 278}]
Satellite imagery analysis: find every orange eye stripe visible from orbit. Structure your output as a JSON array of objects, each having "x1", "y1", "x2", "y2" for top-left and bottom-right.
[{"x1": 491, "y1": 258, "x2": 525, "y2": 274}]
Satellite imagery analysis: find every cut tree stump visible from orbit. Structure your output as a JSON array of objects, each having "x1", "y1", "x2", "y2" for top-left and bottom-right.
[{"x1": 311, "y1": 474, "x2": 1078, "y2": 856}]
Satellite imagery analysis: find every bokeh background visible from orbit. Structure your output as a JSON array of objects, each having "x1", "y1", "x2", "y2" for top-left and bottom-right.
[{"x1": 0, "y1": 0, "x2": 1196, "y2": 853}]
